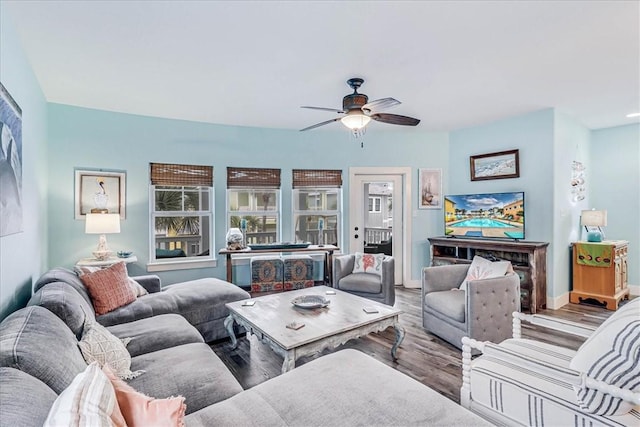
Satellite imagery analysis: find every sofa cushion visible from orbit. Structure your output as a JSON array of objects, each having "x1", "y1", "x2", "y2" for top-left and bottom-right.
[
  {"x1": 338, "y1": 272, "x2": 382, "y2": 294},
  {"x1": 424, "y1": 289, "x2": 466, "y2": 323},
  {"x1": 44, "y1": 362, "x2": 126, "y2": 427},
  {"x1": 0, "y1": 306, "x2": 87, "y2": 394},
  {"x1": 128, "y1": 342, "x2": 243, "y2": 415},
  {"x1": 0, "y1": 367, "x2": 58, "y2": 427},
  {"x1": 78, "y1": 319, "x2": 143, "y2": 380},
  {"x1": 352, "y1": 252, "x2": 385, "y2": 276},
  {"x1": 107, "y1": 314, "x2": 204, "y2": 357},
  {"x1": 185, "y1": 349, "x2": 492, "y2": 426},
  {"x1": 97, "y1": 278, "x2": 250, "y2": 342},
  {"x1": 34, "y1": 267, "x2": 94, "y2": 307},
  {"x1": 459, "y1": 256, "x2": 511, "y2": 292},
  {"x1": 27, "y1": 282, "x2": 96, "y2": 338},
  {"x1": 103, "y1": 364, "x2": 186, "y2": 427},
  {"x1": 80, "y1": 262, "x2": 137, "y2": 315},
  {"x1": 569, "y1": 298, "x2": 640, "y2": 416},
  {"x1": 76, "y1": 265, "x2": 149, "y2": 297}
]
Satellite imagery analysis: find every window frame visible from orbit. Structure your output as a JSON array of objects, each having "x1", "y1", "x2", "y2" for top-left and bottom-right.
[
  {"x1": 369, "y1": 196, "x2": 382, "y2": 213},
  {"x1": 292, "y1": 187, "x2": 342, "y2": 247}
]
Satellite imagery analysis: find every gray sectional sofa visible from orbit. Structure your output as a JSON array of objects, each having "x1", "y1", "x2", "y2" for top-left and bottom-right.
[{"x1": 0, "y1": 267, "x2": 491, "y2": 426}]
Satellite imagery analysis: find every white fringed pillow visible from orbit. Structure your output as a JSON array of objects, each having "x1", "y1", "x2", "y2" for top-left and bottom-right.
[
  {"x1": 78, "y1": 318, "x2": 144, "y2": 380},
  {"x1": 569, "y1": 298, "x2": 640, "y2": 416},
  {"x1": 459, "y1": 255, "x2": 513, "y2": 292}
]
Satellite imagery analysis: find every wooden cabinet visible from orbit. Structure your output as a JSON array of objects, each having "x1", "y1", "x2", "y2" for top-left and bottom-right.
[
  {"x1": 428, "y1": 237, "x2": 549, "y2": 313},
  {"x1": 571, "y1": 241, "x2": 629, "y2": 310}
]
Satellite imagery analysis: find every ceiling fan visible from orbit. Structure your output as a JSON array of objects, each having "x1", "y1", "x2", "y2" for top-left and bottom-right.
[{"x1": 300, "y1": 78, "x2": 420, "y2": 136}]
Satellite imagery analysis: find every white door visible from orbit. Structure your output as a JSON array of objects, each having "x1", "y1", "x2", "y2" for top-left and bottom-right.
[{"x1": 349, "y1": 168, "x2": 411, "y2": 285}]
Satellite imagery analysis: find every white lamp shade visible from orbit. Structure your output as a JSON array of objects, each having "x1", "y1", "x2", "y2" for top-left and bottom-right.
[
  {"x1": 580, "y1": 210, "x2": 607, "y2": 227},
  {"x1": 85, "y1": 213, "x2": 121, "y2": 234},
  {"x1": 341, "y1": 113, "x2": 371, "y2": 130}
]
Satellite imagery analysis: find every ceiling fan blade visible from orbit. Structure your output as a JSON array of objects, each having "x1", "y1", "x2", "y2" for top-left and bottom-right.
[
  {"x1": 300, "y1": 117, "x2": 341, "y2": 131},
  {"x1": 301, "y1": 106, "x2": 345, "y2": 113},
  {"x1": 362, "y1": 97, "x2": 401, "y2": 114},
  {"x1": 370, "y1": 113, "x2": 420, "y2": 126}
]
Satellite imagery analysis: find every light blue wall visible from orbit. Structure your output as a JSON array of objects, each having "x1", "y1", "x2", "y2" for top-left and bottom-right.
[
  {"x1": 553, "y1": 111, "x2": 591, "y2": 298},
  {"x1": 0, "y1": 5, "x2": 49, "y2": 320},
  {"x1": 591, "y1": 124, "x2": 640, "y2": 287},
  {"x1": 48, "y1": 104, "x2": 448, "y2": 285},
  {"x1": 449, "y1": 109, "x2": 557, "y2": 297}
]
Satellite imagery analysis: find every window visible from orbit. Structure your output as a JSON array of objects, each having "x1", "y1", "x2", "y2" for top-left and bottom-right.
[
  {"x1": 227, "y1": 167, "x2": 281, "y2": 245},
  {"x1": 369, "y1": 196, "x2": 382, "y2": 213},
  {"x1": 292, "y1": 169, "x2": 342, "y2": 246},
  {"x1": 149, "y1": 163, "x2": 214, "y2": 270}
]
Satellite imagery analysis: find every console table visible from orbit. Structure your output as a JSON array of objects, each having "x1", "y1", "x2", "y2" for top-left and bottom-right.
[
  {"x1": 219, "y1": 245, "x2": 339, "y2": 286},
  {"x1": 428, "y1": 237, "x2": 548, "y2": 313}
]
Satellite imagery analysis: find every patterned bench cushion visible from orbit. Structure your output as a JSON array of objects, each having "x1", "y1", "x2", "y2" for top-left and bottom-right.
[
  {"x1": 469, "y1": 338, "x2": 640, "y2": 426},
  {"x1": 282, "y1": 255, "x2": 314, "y2": 290},
  {"x1": 250, "y1": 256, "x2": 284, "y2": 293}
]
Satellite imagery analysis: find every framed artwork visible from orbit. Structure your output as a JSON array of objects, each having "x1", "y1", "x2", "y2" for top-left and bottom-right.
[
  {"x1": 470, "y1": 149, "x2": 520, "y2": 181},
  {"x1": 0, "y1": 82, "x2": 23, "y2": 237},
  {"x1": 75, "y1": 169, "x2": 126, "y2": 219},
  {"x1": 418, "y1": 168, "x2": 442, "y2": 209}
]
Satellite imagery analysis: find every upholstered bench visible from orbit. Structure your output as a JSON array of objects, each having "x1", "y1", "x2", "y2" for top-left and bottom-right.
[
  {"x1": 282, "y1": 255, "x2": 314, "y2": 290},
  {"x1": 250, "y1": 256, "x2": 284, "y2": 293}
]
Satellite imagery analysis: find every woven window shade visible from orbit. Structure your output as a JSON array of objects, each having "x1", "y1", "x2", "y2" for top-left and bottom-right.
[
  {"x1": 227, "y1": 167, "x2": 281, "y2": 188},
  {"x1": 150, "y1": 163, "x2": 213, "y2": 187},
  {"x1": 292, "y1": 169, "x2": 342, "y2": 188}
]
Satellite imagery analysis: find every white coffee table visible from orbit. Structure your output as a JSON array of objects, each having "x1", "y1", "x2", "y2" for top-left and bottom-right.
[{"x1": 224, "y1": 286, "x2": 405, "y2": 374}]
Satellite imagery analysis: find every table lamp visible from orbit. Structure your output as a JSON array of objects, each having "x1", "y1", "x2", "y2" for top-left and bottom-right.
[
  {"x1": 85, "y1": 213, "x2": 121, "y2": 260},
  {"x1": 581, "y1": 209, "x2": 607, "y2": 242}
]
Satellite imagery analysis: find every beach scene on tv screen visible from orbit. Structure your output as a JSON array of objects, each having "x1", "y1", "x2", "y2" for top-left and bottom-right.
[{"x1": 445, "y1": 192, "x2": 524, "y2": 239}]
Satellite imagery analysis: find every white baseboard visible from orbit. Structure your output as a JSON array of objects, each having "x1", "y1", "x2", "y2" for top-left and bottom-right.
[
  {"x1": 402, "y1": 278, "x2": 421, "y2": 289},
  {"x1": 547, "y1": 293, "x2": 570, "y2": 310}
]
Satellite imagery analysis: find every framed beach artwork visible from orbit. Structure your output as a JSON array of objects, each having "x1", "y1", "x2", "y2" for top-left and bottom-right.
[
  {"x1": 0, "y1": 82, "x2": 23, "y2": 237},
  {"x1": 418, "y1": 168, "x2": 442, "y2": 209},
  {"x1": 470, "y1": 149, "x2": 520, "y2": 181},
  {"x1": 75, "y1": 169, "x2": 126, "y2": 219}
]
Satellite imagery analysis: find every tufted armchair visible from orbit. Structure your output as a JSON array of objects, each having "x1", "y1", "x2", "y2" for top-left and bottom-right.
[
  {"x1": 422, "y1": 263, "x2": 520, "y2": 350},
  {"x1": 333, "y1": 254, "x2": 395, "y2": 306}
]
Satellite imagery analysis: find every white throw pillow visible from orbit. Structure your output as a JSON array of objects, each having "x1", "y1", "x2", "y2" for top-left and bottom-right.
[
  {"x1": 44, "y1": 362, "x2": 126, "y2": 427},
  {"x1": 459, "y1": 256, "x2": 512, "y2": 292},
  {"x1": 78, "y1": 318, "x2": 144, "y2": 380},
  {"x1": 75, "y1": 265, "x2": 148, "y2": 297},
  {"x1": 569, "y1": 298, "x2": 640, "y2": 416},
  {"x1": 352, "y1": 252, "x2": 385, "y2": 276}
]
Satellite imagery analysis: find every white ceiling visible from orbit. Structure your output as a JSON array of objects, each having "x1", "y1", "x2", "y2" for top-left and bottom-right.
[{"x1": 5, "y1": 1, "x2": 640, "y2": 132}]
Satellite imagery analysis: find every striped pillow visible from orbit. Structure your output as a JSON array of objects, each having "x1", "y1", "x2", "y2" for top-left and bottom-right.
[
  {"x1": 75, "y1": 265, "x2": 148, "y2": 297},
  {"x1": 569, "y1": 298, "x2": 640, "y2": 415},
  {"x1": 43, "y1": 362, "x2": 126, "y2": 427},
  {"x1": 80, "y1": 262, "x2": 137, "y2": 315}
]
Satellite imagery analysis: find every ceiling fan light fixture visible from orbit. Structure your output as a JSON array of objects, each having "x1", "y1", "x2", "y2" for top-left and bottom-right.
[{"x1": 341, "y1": 113, "x2": 371, "y2": 130}]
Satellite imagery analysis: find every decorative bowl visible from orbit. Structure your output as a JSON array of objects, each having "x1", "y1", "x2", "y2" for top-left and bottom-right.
[
  {"x1": 291, "y1": 294, "x2": 330, "y2": 309},
  {"x1": 117, "y1": 251, "x2": 133, "y2": 258}
]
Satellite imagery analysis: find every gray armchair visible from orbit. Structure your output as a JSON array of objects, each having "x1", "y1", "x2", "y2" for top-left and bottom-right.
[
  {"x1": 333, "y1": 254, "x2": 395, "y2": 306},
  {"x1": 422, "y1": 263, "x2": 520, "y2": 350}
]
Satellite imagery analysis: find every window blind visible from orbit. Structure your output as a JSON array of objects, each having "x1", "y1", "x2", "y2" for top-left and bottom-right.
[
  {"x1": 150, "y1": 163, "x2": 213, "y2": 187},
  {"x1": 227, "y1": 167, "x2": 281, "y2": 188},
  {"x1": 292, "y1": 169, "x2": 342, "y2": 188}
]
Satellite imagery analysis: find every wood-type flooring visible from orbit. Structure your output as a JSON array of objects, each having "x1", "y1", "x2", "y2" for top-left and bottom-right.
[{"x1": 211, "y1": 286, "x2": 614, "y2": 404}]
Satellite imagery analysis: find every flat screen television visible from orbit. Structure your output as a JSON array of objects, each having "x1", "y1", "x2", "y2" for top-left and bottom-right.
[{"x1": 444, "y1": 191, "x2": 525, "y2": 240}]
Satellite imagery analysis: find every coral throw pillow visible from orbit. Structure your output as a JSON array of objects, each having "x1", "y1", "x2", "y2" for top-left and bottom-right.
[
  {"x1": 76, "y1": 265, "x2": 148, "y2": 297},
  {"x1": 44, "y1": 362, "x2": 126, "y2": 427},
  {"x1": 352, "y1": 252, "x2": 385, "y2": 276},
  {"x1": 80, "y1": 262, "x2": 137, "y2": 315},
  {"x1": 103, "y1": 365, "x2": 186, "y2": 427},
  {"x1": 459, "y1": 256, "x2": 512, "y2": 292}
]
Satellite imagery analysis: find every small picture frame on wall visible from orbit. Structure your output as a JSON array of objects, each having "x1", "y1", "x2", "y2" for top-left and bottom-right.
[
  {"x1": 418, "y1": 168, "x2": 442, "y2": 209},
  {"x1": 470, "y1": 149, "x2": 520, "y2": 181},
  {"x1": 75, "y1": 169, "x2": 126, "y2": 219}
]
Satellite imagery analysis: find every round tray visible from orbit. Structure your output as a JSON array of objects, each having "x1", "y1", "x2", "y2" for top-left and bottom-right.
[{"x1": 291, "y1": 294, "x2": 330, "y2": 309}]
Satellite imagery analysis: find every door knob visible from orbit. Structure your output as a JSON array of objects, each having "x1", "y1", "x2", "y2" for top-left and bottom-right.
[
  {"x1": 354, "y1": 226, "x2": 359, "y2": 231},
  {"x1": 354, "y1": 234, "x2": 359, "y2": 239}
]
